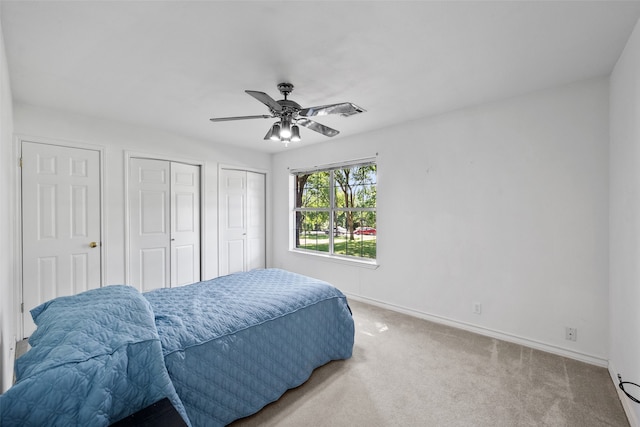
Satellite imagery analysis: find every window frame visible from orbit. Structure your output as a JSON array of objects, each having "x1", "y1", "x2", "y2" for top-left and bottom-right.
[{"x1": 290, "y1": 158, "x2": 377, "y2": 265}]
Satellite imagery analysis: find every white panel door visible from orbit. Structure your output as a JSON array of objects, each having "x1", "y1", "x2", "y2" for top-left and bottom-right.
[
  {"x1": 246, "y1": 172, "x2": 266, "y2": 271},
  {"x1": 22, "y1": 142, "x2": 101, "y2": 337},
  {"x1": 129, "y1": 158, "x2": 201, "y2": 291},
  {"x1": 220, "y1": 169, "x2": 246, "y2": 275},
  {"x1": 219, "y1": 169, "x2": 265, "y2": 275},
  {"x1": 170, "y1": 162, "x2": 200, "y2": 286},
  {"x1": 129, "y1": 158, "x2": 171, "y2": 292}
]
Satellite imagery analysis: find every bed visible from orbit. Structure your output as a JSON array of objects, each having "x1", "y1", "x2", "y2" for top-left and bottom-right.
[{"x1": 0, "y1": 268, "x2": 355, "y2": 426}]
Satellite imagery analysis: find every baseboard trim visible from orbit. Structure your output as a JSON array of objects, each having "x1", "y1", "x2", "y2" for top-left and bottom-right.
[
  {"x1": 345, "y1": 293, "x2": 608, "y2": 367},
  {"x1": 608, "y1": 363, "x2": 639, "y2": 427}
]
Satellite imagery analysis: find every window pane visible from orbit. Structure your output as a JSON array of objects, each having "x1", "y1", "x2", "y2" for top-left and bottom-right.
[
  {"x1": 334, "y1": 211, "x2": 376, "y2": 259},
  {"x1": 296, "y1": 171, "x2": 330, "y2": 208},
  {"x1": 334, "y1": 164, "x2": 377, "y2": 209},
  {"x1": 295, "y1": 210, "x2": 329, "y2": 252}
]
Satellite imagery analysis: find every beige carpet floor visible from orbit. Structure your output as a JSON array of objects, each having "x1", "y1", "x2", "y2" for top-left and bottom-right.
[{"x1": 231, "y1": 300, "x2": 629, "y2": 427}]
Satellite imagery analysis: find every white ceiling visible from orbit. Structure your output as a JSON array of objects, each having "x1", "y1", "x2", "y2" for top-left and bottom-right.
[{"x1": 2, "y1": 1, "x2": 640, "y2": 153}]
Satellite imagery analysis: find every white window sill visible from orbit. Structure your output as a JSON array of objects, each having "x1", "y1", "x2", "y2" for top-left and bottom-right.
[{"x1": 289, "y1": 249, "x2": 379, "y2": 269}]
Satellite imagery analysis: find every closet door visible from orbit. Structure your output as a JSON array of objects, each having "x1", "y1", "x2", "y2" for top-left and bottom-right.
[
  {"x1": 129, "y1": 158, "x2": 171, "y2": 292},
  {"x1": 219, "y1": 169, "x2": 246, "y2": 275},
  {"x1": 246, "y1": 172, "x2": 266, "y2": 271},
  {"x1": 171, "y1": 162, "x2": 200, "y2": 286},
  {"x1": 129, "y1": 158, "x2": 201, "y2": 292},
  {"x1": 219, "y1": 169, "x2": 265, "y2": 275}
]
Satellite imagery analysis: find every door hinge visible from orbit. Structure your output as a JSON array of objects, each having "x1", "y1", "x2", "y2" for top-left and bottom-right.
[
  {"x1": 20, "y1": 302, "x2": 24, "y2": 313},
  {"x1": 19, "y1": 158, "x2": 22, "y2": 168}
]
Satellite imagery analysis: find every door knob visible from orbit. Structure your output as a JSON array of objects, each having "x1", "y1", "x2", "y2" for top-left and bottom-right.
[{"x1": 89, "y1": 241, "x2": 98, "y2": 248}]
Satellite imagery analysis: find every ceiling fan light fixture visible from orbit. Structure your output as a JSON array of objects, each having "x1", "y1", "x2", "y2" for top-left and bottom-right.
[
  {"x1": 280, "y1": 118, "x2": 292, "y2": 139},
  {"x1": 291, "y1": 125, "x2": 301, "y2": 142},
  {"x1": 269, "y1": 123, "x2": 281, "y2": 141}
]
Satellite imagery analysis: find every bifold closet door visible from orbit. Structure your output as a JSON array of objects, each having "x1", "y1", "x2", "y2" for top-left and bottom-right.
[
  {"x1": 246, "y1": 171, "x2": 266, "y2": 271},
  {"x1": 219, "y1": 169, "x2": 266, "y2": 275},
  {"x1": 129, "y1": 158, "x2": 200, "y2": 292},
  {"x1": 170, "y1": 162, "x2": 201, "y2": 286}
]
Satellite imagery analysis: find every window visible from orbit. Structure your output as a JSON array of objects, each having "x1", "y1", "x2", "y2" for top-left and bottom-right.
[{"x1": 292, "y1": 160, "x2": 377, "y2": 261}]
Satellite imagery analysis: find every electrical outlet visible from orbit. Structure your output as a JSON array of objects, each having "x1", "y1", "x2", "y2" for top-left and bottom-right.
[
  {"x1": 472, "y1": 302, "x2": 482, "y2": 315},
  {"x1": 566, "y1": 327, "x2": 577, "y2": 341}
]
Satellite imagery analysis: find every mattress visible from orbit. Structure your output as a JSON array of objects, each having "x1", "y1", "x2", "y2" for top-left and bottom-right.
[{"x1": 143, "y1": 268, "x2": 355, "y2": 426}]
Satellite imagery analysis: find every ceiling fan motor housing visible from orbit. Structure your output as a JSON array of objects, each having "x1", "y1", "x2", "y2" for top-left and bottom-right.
[
  {"x1": 275, "y1": 99, "x2": 302, "y2": 119},
  {"x1": 275, "y1": 83, "x2": 299, "y2": 121}
]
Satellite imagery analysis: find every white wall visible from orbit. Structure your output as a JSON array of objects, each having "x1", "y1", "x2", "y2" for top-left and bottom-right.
[
  {"x1": 0, "y1": 10, "x2": 15, "y2": 392},
  {"x1": 12, "y1": 102, "x2": 271, "y2": 288},
  {"x1": 610, "y1": 17, "x2": 640, "y2": 427},
  {"x1": 273, "y1": 78, "x2": 610, "y2": 364}
]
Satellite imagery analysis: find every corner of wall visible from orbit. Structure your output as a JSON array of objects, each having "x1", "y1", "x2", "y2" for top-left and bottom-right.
[
  {"x1": 609, "y1": 14, "x2": 640, "y2": 427},
  {"x1": 609, "y1": 363, "x2": 640, "y2": 427},
  {"x1": 0, "y1": 8, "x2": 17, "y2": 392}
]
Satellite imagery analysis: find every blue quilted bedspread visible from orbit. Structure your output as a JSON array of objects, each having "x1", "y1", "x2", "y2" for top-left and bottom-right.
[
  {"x1": 144, "y1": 268, "x2": 355, "y2": 426},
  {"x1": 0, "y1": 285, "x2": 189, "y2": 427}
]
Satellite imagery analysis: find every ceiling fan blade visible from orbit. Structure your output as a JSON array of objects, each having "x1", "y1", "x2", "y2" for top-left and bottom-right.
[
  {"x1": 297, "y1": 118, "x2": 340, "y2": 137},
  {"x1": 209, "y1": 114, "x2": 271, "y2": 122},
  {"x1": 298, "y1": 102, "x2": 365, "y2": 118},
  {"x1": 245, "y1": 90, "x2": 283, "y2": 112}
]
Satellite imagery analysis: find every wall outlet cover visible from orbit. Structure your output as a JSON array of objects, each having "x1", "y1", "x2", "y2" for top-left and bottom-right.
[
  {"x1": 473, "y1": 302, "x2": 482, "y2": 315},
  {"x1": 565, "y1": 327, "x2": 577, "y2": 341}
]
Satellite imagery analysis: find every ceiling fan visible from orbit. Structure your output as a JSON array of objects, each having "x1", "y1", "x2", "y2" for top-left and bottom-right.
[{"x1": 209, "y1": 83, "x2": 366, "y2": 145}]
